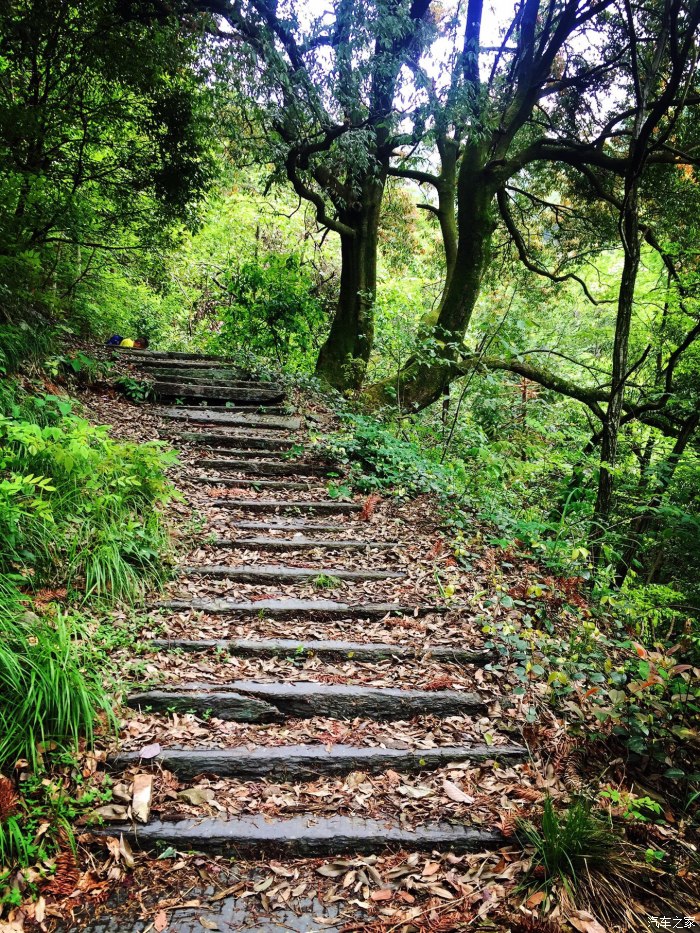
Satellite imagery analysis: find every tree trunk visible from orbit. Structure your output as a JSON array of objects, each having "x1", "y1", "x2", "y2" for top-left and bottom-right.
[
  {"x1": 315, "y1": 180, "x2": 384, "y2": 391},
  {"x1": 364, "y1": 146, "x2": 496, "y2": 410},
  {"x1": 615, "y1": 412, "x2": 699, "y2": 586}
]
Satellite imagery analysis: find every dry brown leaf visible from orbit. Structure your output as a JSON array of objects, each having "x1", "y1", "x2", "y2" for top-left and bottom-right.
[
  {"x1": 569, "y1": 910, "x2": 606, "y2": 933},
  {"x1": 370, "y1": 889, "x2": 393, "y2": 901},
  {"x1": 153, "y1": 909, "x2": 168, "y2": 932},
  {"x1": 132, "y1": 774, "x2": 153, "y2": 823},
  {"x1": 442, "y1": 779, "x2": 474, "y2": 804}
]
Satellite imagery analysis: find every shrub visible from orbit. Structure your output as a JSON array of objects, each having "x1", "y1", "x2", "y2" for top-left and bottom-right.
[
  {"x1": 0, "y1": 393, "x2": 177, "y2": 601},
  {"x1": 321, "y1": 412, "x2": 466, "y2": 499},
  {"x1": 213, "y1": 253, "x2": 328, "y2": 369}
]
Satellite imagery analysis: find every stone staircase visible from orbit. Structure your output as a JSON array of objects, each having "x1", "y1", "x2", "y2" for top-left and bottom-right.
[{"x1": 108, "y1": 348, "x2": 526, "y2": 866}]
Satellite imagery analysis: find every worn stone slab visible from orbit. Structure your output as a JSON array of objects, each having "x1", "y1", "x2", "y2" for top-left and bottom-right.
[
  {"x1": 231, "y1": 520, "x2": 342, "y2": 530},
  {"x1": 110, "y1": 742, "x2": 524, "y2": 781},
  {"x1": 149, "y1": 636, "x2": 491, "y2": 664},
  {"x1": 161, "y1": 409, "x2": 297, "y2": 430},
  {"x1": 155, "y1": 383, "x2": 287, "y2": 404},
  {"x1": 190, "y1": 476, "x2": 313, "y2": 491},
  {"x1": 213, "y1": 535, "x2": 397, "y2": 550},
  {"x1": 98, "y1": 813, "x2": 504, "y2": 857},
  {"x1": 180, "y1": 563, "x2": 406, "y2": 583},
  {"x1": 149, "y1": 371, "x2": 282, "y2": 390},
  {"x1": 195, "y1": 447, "x2": 298, "y2": 459},
  {"x1": 174, "y1": 432, "x2": 294, "y2": 450},
  {"x1": 196, "y1": 458, "x2": 332, "y2": 476},
  {"x1": 126, "y1": 688, "x2": 283, "y2": 722},
  {"x1": 139, "y1": 680, "x2": 484, "y2": 720},
  {"x1": 208, "y1": 499, "x2": 361, "y2": 513},
  {"x1": 153, "y1": 597, "x2": 433, "y2": 619},
  {"x1": 114, "y1": 349, "x2": 231, "y2": 362}
]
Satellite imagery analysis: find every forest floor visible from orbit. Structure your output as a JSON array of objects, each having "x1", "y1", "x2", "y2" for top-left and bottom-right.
[{"x1": 12, "y1": 351, "x2": 698, "y2": 933}]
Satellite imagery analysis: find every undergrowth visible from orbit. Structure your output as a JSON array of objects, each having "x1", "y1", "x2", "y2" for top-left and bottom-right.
[{"x1": 0, "y1": 382, "x2": 177, "y2": 602}]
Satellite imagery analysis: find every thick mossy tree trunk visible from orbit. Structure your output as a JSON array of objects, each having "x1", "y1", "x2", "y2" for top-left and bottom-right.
[
  {"x1": 315, "y1": 179, "x2": 384, "y2": 391},
  {"x1": 364, "y1": 146, "x2": 496, "y2": 409}
]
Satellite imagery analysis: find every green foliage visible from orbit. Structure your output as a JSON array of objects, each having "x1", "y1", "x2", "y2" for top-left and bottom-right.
[
  {"x1": 0, "y1": 608, "x2": 113, "y2": 771},
  {"x1": 518, "y1": 797, "x2": 618, "y2": 893},
  {"x1": 115, "y1": 376, "x2": 154, "y2": 403},
  {"x1": 213, "y1": 253, "x2": 328, "y2": 368},
  {"x1": 0, "y1": 384, "x2": 176, "y2": 601},
  {"x1": 322, "y1": 412, "x2": 466, "y2": 499},
  {"x1": 0, "y1": 325, "x2": 56, "y2": 375}
]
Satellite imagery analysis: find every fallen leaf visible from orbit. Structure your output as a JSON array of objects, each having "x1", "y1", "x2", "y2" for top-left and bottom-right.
[
  {"x1": 177, "y1": 786, "x2": 217, "y2": 806},
  {"x1": 370, "y1": 890, "x2": 393, "y2": 901},
  {"x1": 198, "y1": 919, "x2": 219, "y2": 931},
  {"x1": 569, "y1": 910, "x2": 607, "y2": 933},
  {"x1": 139, "y1": 742, "x2": 162, "y2": 760},
  {"x1": 132, "y1": 774, "x2": 153, "y2": 823},
  {"x1": 442, "y1": 779, "x2": 475, "y2": 804},
  {"x1": 119, "y1": 834, "x2": 135, "y2": 869},
  {"x1": 399, "y1": 784, "x2": 433, "y2": 799},
  {"x1": 526, "y1": 891, "x2": 546, "y2": 908},
  {"x1": 90, "y1": 804, "x2": 129, "y2": 822},
  {"x1": 153, "y1": 910, "x2": 168, "y2": 932}
]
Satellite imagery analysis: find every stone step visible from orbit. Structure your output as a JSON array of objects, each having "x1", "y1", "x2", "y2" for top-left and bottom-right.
[
  {"x1": 195, "y1": 458, "x2": 333, "y2": 476},
  {"x1": 154, "y1": 597, "x2": 433, "y2": 619},
  {"x1": 212, "y1": 535, "x2": 398, "y2": 550},
  {"x1": 167, "y1": 404, "x2": 291, "y2": 415},
  {"x1": 195, "y1": 447, "x2": 298, "y2": 459},
  {"x1": 110, "y1": 742, "x2": 524, "y2": 781},
  {"x1": 208, "y1": 499, "x2": 361, "y2": 513},
  {"x1": 149, "y1": 372, "x2": 282, "y2": 390},
  {"x1": 153, "y1": 380, "x2": 285, "y2": 405},
  {"x1": 161, "y1": 409, "x2": 298, "y2": 431},
  {"x1": 190, "y1": 475, "x2": 313, "y2": 491},
  {"x1": 114, "y1": 349, "x2": 231, "y2": 363},
  {"x1": 180, "y1": 563, "x2": 406, "y2": 583},
  {"x1": 149, "y1": 636, "x2": 491, "y2": 664},
  {"x1": 231, "y1": 520, "x2": 342, "y2": 530},
  {"x1": 127, "y1": 680, "x2": 484, "y2": 721},
  {"x1": 98, "y1": 814, "x2": 503, "y2": 858},
  {"x1": 174, "y1": 432, "x2": 295, "y2": 450}
]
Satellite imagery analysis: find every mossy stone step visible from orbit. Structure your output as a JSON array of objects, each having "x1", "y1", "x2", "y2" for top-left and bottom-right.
[
  {"x1": 149, "y1": 636, "x2": 491, "y2": 663},
  {"x1": 148, "y1": 371, "x2": 280, "y2": 389},
  {"x1": 158, "y1": 405, "x2": 295, "y2": 427},
  {"x1": 97, "y1": 814, "x2": 504, "y2": 857},
  {"x1": 230, "y1": 520, "x2": 343, "y2": 530},
  {"x1": 212, "y1": 535, "x2": 397, "y2": 550},
  {"x1": 208, "y1": 499, "x2": 361, "y2": 513},
  {"x1": 154, "y1": 597, "x2": 435, "y2": 619},
  {"x1": 190, "y1": 475, "x2": 313, "y2": 491},
  {"x1": 173, "y1": 432, "x2": 295, "y2": 450},
  {"x1": 110, "y1": 742, "x2": 524, "y2": 781},
  {"x1": 114, "y1": 349, "x2": 231, "y2": 362},
  {"x1": 180, "y1": 563, "x2": 406, "y2": 583},
  {"x1": 128, "y1": 680, "x2": 484, "y2": 721},
  {"x1": 195, "y1": 458, "x2": 333, "y2": 476}
]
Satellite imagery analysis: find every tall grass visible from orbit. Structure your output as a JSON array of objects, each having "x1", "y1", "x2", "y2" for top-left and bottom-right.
[{"x1": 0, "y1": 603, "x2": 114, "y2": 771}]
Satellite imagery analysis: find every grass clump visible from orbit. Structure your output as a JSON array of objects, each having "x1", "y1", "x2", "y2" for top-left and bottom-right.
[
  {"x1": 518, "y1": 796, "x2": 617, "y2": 895},
  {"x1": 0, "y1": 605, "x2": 113, "y2": 772}
]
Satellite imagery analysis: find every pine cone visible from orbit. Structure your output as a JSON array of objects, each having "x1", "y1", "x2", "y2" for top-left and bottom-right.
[
  {"x1": 0, "y1": 776, "x2": 18, "y2": 821},
  {"x1": 44, "y1": 848, "x2": 80, "y2": 898},
  {"x1": 562, "y1": 750, "x2": 585, "y2": 792}
]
